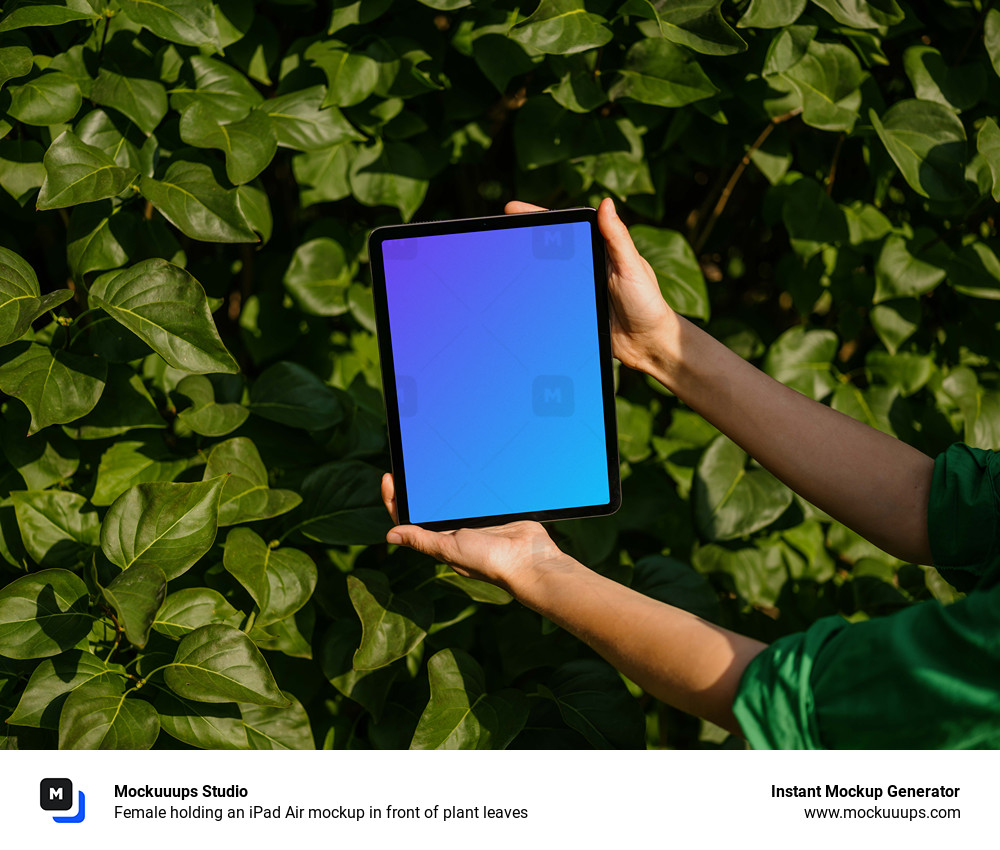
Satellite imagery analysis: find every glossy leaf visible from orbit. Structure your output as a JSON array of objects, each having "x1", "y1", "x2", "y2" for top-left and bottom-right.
[
  {"x1": 629, "y1": 225, "x2": 709, "y2": 319},
  {"x1": 11, "y1": 490, "x2": 100, "y2": 569},
  {"x1": 809, "y1": 0, "x2": 903, "y2": 29},
  {"x1": 154, "y1": 689, "x2": 248, "y2": 748},
  {"x1": 90, "y1": 68, "x2": 168, "y2": 136},
  {"x1": 349, "y1": 139, "x2": 428, "y2": 222},
  {"x1": 139, "y1": 160, "x2": 258, "y2": 244},
  {"x1": 36, "y1": 131, "x2": 138, "y2": 211},
  {"x1": 283, "y1": 236, "x2": 353, "y2": 316},
  {"x1": 622, "y1": 0, "x2": 747, "y2": 56},
  {"x1": 874, "y1": 234, "x2": 947, "y2": 302},
  {"x1": 320, "y1": 619, "x2": 400, "y2": 719},
  {"x1": 101, "y1": 563, "x2": 167, "y2": 648},
  {"x1": 738, "y1": 0, "x2": 806, "y2": 28},
  {"x1": 763, "y1": 326, "x2": 839, "y2": 400},
  {"x1": 0, "y1": 247, "x2": 73, "y2": 347},
  {"x1": 292, "y1": 144, "x2": 353, "y2": 207},
  {"x1": 308, "y1": 43, "x2": 379, "y2": 108},
  {"x1": 100, "y1": 478, "x2": 225, "y2": 580},
  {"x1": 0, "y1": 44, "x2": 32, "y2": 89},
  {"x1": 248, "y1": 361, "x2": 347, "y2": 430},
  {"x1": 348, "y1": 569, "x2": 431, "y2": 670},
  {"x1": 608, "y1": 39, "x2": 717, "y2": 108},
  {"x1": 976, "y1": 118, "x2": 1000, "y2": 202},
  {"x1": 59, "y1": 678, "x2": 159, "y2": 749},
  {"x1": 295, "y1": 460, "x2": 391, "y2": 545},
  {"x1": 0, "y1": 343, "x2": 106, "y2": 434},
  {"x1": 693, "y1": 435, "x2": 793, "y2": 540},
  {"x1": 179, "y1": 104, "x2": 277, "y2": 185},
  {"x1": 870, "y1": 100, "x2": 969, "y2": 201},
  {"x1": 118, "y1": 0, "x2": 220, "y2": 49},
  {"x1": 903, "y1": 46, "x2": 984, "y2": 112},
  {"x1": 7, "y1": 72, "x2": 81, "y2": 125},
  {"x1": 171, "y1": 55, "x2": 262, "y2": 120},
  {"x1": 410, "y1": 649, "x2": 527, "y2": 749},
  {"x1": 258, "y1": 86, "x2": 364, "y2": 151},
  {"x1": 0, "y1": 1, "x2": 98, "y2": 31},
  {"x1": 164, "y1": 623, "x2": 287, "y2": 706},
  {"x1": 223, "y1": 528, "x2": 315, "y2": 626},
  {"x1": 92, "y1": 437, "x2": 194, "y2": 506},
  {"x1": 90, "y1": 259, "x2": 239, "y2": 374},
  {"x1": 509, "y1": 0, "x2": 612, "y2": 56},
  {"x1": 7, "y1": 650, "x2": 126, "y2": 729},
  {"x1": 240, "y1": 691, "x2": 313, "y2": 749},
  {"x1": 152, "y1": 588, "x2": 242, "y2": 639},
  {"x1": 175, "y1": 375, "x2": 248, "y2": 437},
  {"x1": 203, "y1": 436, "x2": 301, "y2": 526},
  {"x1": 775, "y1": 40, "x2": 864, "y2": 132},
  {"x1": 0, "y1": 569, "x2": 91, "y2": 659}
]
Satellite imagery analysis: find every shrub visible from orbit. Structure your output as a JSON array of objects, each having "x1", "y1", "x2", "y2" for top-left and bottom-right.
[{"x1": 0, "y1": 0, "x2": 996, "y2": 749}]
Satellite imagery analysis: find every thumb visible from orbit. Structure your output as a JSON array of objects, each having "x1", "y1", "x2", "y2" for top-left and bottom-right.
[{"x1": 597, "y1": 197, "x2": 648, "y2": 279}]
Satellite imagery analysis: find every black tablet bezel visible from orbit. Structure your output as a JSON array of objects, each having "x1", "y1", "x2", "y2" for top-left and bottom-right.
[{"x1": 369, "y1": 207, "x2": 621, "y2": 531}]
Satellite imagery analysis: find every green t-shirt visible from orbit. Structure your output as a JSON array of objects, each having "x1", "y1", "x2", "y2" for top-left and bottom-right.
[{"x1": 732, "y1": 443, "x2": 1000, "y2": 749}]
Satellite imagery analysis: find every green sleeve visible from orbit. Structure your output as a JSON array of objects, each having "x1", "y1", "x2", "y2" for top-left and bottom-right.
[
  {"x1": 929, "y1": 443, "x2": 1000, "y2": 591},
  {"x1": 733, "y1": 443, "x2": 1000, "y2": 749}
]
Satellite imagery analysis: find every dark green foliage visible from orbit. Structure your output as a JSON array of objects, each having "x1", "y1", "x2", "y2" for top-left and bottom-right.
[{"x1": 0, "y1": 0, "x2": 995, "y2": 750}]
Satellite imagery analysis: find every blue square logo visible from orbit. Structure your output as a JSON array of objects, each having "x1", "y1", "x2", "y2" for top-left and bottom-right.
[
  {"x1": 532, "y1": 375, "x2": 574, "y2": 417},
  {"x1": 531, "y1": 226, "x2": 574, "y2": 260}
]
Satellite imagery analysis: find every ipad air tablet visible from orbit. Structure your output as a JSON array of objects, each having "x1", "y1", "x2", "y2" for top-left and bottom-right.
[{"x1": 370, "y1": 207, "x2": 620, "y2": 531}]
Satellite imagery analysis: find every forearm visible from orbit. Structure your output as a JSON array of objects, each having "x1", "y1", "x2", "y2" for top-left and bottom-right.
[
  {"x1": 513, "y1": 555, "x2": 766, "y2": 736},
  {"x1": 640, "y1": 313, "x2": 934, "y2": 564}
]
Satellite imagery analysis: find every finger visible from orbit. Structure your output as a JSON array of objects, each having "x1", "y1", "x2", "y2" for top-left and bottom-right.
[
  {"x1": 386, "y1": 524, "x2": 460, "y2": 562},
  {"x1": 381, "y1": 473, "x2": 399, "y2": 524},
  {"x1": 596, "y1": 197, "x2": 650, "y2": 280},
  {"x1": 505, "y1": 200, "x2": 547, "y2": 215}
]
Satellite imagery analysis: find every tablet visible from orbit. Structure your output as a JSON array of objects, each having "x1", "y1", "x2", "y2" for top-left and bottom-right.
[{"x1": 369, "y1": 207, "x2": 620, "y2": 531}]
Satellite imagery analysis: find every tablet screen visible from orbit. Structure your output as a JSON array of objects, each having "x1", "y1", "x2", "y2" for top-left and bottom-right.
[{"x1": 378, "y1": 216, "x2": 615, "y2": 526}]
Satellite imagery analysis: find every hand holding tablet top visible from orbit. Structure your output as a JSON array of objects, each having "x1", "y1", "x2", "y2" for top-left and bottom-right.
[{"x1": 370, "y1": 205, "x2": 621, "y2": 530}]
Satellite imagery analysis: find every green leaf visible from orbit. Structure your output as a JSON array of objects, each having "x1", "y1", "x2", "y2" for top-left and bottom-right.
[
  {"x1": 66, "y1": 202, "x2": 130, "y2": 281},
  {"x1": 11, "y1": 490, "x2": 100, "y2": 568},
  {"x1": 329, "y1": 0, "x2": 393, "y2": 33},
  {"x1": 780, "y1": 177, "x2": 848, "y2": 259},
  {"x1": 101, "y1": 563, "x2": 166, "y2": 648},
  {"x1": 541, "y1": 660, "x2": 645, "y2": 748},
  {"x1": 7, "y1": 71, "x2": 81, "y2": 126},
  {"x1": 7, "y1": 650, "x2": 126, "y2": 729},
  {"x1": 223, "y1": 528, "x2": 315, "y2": 627},
  {"x1": 164, "y1": 623, "x2": 287, "y2": 706},
  {"x1": 348, "y1": 569, "x2": 431, "y2": 670},
  {"x1": 170, "y1": 56, "x2": 262, "y2": 121},
  {"x1": 90, "y1": 68, "x2": 168, "y2": 136},
  {"x1": 737, "y1": 0, "x2": 806, "y2": 28},
  {"x1": 775, "y1": 41, "x2": 864, "y2": 132},
  {"x1": 631, "y1": 554, "x2": 720, "y2": 622},
  {"x1": 295, "y1": 460, "x2": 392, "y2": 545},
  {"x1": 59, "y1": 677, "x2": 159, "y2": 749},
  {"x1": 248, "y1": 361, "x2": 347, "y2": 430},
  {"x1": 240, "y1": 691, "x2": 314, "y2": 749},
  {"x1": 870, "y1": 299, "x2": 920, "y2": 355},
  {"x1": 831, "y1": 383, "x2": 897, "y2": 436},
  {"x1": 903, "y1": 46, "x2": 984, "y2": 113},
  {"x1": 0, "y1": 1, "x2": 98, "y2": 31},
  {"x1": 987, "y1": 8, "x2": 1000, "y2": 80},
  {"x1": 874, "y1": 233, "x2": 948, "y2": 302},
  {"x1": 808, "y1": 0, "x2": 903, "y2": 29},
  {"x1": 0, "y1": 44, "x2": 32, "y2": 90},
  {"x1": 154, "y1": 689, "x2": 248, "y2": 748},
  {"x1": 629, "y1": 225, "x2": 709, "y2": 319},
  {"x1": 0, "y1": 138, "x2": 46, "y2": 206},
  {"x1": 0, "y1": 342, "x2": 106, "y2": 434},
  {"x1": 977, "y1": 118, "x2": 1000, "y2": 203},
  {"x1": 545, "y1": 55, "x2": 607, "y2": 113},
  {"x1": 0, "y1": 568, "x2": 91, "y2": 659},
  {"x1": 100, "y1": 478, "x2": 225, "y2": 580},
  {"x1": 410, "y1": 648, "x2": 527, "y2": 750},
  {"x1": 175, "y1": 375, "x2": 248, "y2": 437},
  {"x1": 870, "y1": 100, "x2": 969, "y2": 202},
  {"x1": 0, "y1": 409, "x2": 78, "y2": 489},
  {"x1": 692, "y1": 541, "x2": 786, "y2": 607},
  {"x1": 118, "y1": 0, "x2": 220, "y2": 49},
  {"x1": 258, "y1": 85, "x2": 364, "y2": 151},
  {"x1": 608, "y1": 39, "x2": 717, "y2": 108},
  {"x1": 509, "y1": 0, "x2": 612, "y2": 56},
  {"x1": 36, "y1": 131, "x2": 139, "y2": 210},
  {"x1": 866, "y1": 350, "x2": 933, "y2": 397},
  {"x1": 615, "y1": 396, "x2": 653, "y2": 463},
  {"x1": 66, "y1": 364, "x2": 165, "y2": 440},
  {"x1": 90, "y1": 259, "x2": 239, "y2": 374},
  {"x1": 0, "y1": 248, "x2": 74, "y2": 348},
  {"x1": 292, "y1": 144, "x2": 353, "y2": 207},
  {"x1": 139, "y1": 160, "x2": 259, "y2": 243},
  {"x1": 942, "y1": 367, "x2": 1000, "y2": 450},
  {"x1": 763, "y1": 326, "x2": 839, "y2": 400},
  {"x1": 943, "y1": 241, "x2": 1000, "y2": 300},
  {"x1": 693, "y1": 435, "x2": 793, "y2": 540},
  {"x1": 203, "y1": 436, "x2": 302, "y2": 526},
  {"x1": 622, "y1": 0, "x2": 747, "y2": 56},
  {"x1": 152, "y1": 587, "x2": 242, "y2": 639},
  {"x1": 434, "y1": 566, "x2": 512, "y2": 605},
  {"x1": 320, "y1": 619, "x2": 400, "y2": 719},
  {"x1": 307, "y1": 43, "x2": 379, "y2": 108},
  {"x1": 179, "y1": 104, "x2": 277, "y2": 185},
  {"x1": 283, "y1": 236, "x2": 353, "y2": 316},
  {"x1": 349, "y1": 139, "x2": 428, "y2": 222}
]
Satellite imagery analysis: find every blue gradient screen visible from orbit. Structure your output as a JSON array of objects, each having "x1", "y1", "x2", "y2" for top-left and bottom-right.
[{"x1": 382, "y1": 221, "x2": 611, "y2": 524}]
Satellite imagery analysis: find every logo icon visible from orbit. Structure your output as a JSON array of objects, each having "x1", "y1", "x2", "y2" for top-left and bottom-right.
[
  {"x1": 531, "y1": 226, "x2": 574, "y2": 260},
  {"x1": 532, "y1": 375, "x2": 574, "y2": 417},
  {"x1": 40, "y1": 779, "x2": 85, "y2": 823}
]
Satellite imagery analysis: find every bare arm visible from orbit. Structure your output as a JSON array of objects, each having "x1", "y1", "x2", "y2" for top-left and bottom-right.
[{"x1": 640, "y1": 311, "x2": 934, "y2": 564}]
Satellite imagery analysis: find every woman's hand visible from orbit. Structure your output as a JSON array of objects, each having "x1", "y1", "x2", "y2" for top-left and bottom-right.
[
  {"x1": 381, "y1": 474, "x2": 575, "y2": 594},
  {"x1": 505, "y1": 197, "x2": 676, "y2": 373}
]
